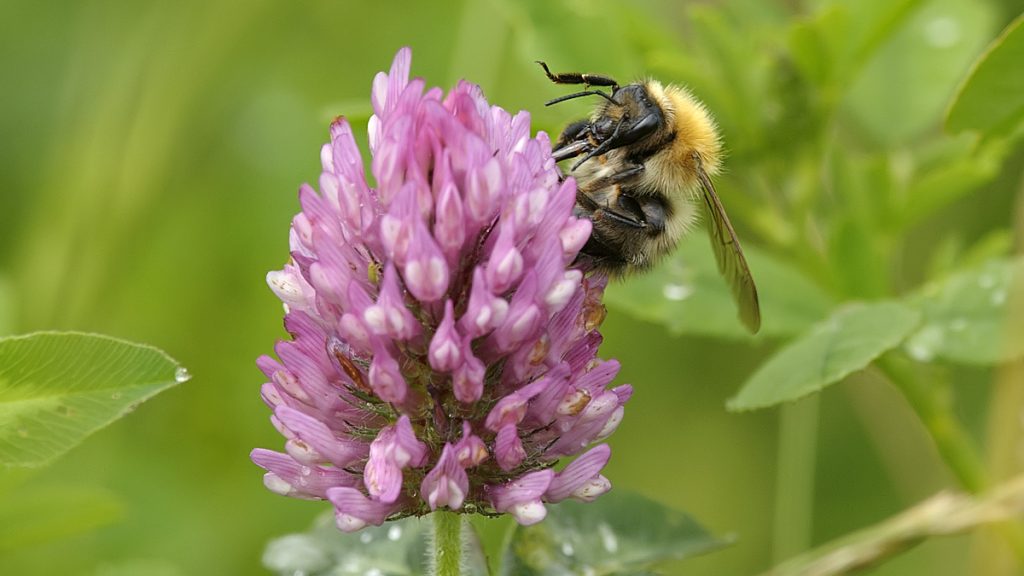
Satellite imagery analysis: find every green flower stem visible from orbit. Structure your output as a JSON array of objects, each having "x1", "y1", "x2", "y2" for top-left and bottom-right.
[
  {"x1": 877, "y1": 353, "x2": 987, "y2": 492},
  {"x1": 772, "y1": 397, "x2": 820, "y2": 564},
  {"x1": 432, "y1": 510, "x2": 464, "y2": 576},
  {"x1": 971, "y1": 360, "x2": 1024, "y2": 574},
  {"x1": 878, "y1": 353, "x2": 1024, "y2": 561}
]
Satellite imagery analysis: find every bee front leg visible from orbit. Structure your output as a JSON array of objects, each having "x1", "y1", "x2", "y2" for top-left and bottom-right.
[
  {"x1": 554, "y1": 119, "x2": 591, "y2": 151},
  {"x1": 536, "y1": 61, "x2": 618, "y2": 89}
]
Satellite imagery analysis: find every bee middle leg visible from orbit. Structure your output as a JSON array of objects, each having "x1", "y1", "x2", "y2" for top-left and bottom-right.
[{"x1": 576, "y1": 191, "x2": 668, "y2": 273}]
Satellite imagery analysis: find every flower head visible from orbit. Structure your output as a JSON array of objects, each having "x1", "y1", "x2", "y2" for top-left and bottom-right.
[{"x1": 252, "y1": 48, "x2": 631, "y2": 531}]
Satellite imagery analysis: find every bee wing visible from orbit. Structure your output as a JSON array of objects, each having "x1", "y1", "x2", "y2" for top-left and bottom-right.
[{"x1": 696, "y1": 166, "x2": 761, "y2": 334}]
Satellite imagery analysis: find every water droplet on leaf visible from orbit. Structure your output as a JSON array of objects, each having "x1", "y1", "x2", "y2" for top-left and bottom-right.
[
  {"x1": 175, "y1": 367, "x2": 192, "y2": 383},
  {"x1": 561, "y1": 541, "x2": 575, "y2": 556},
  {"x1": 923, "y1": 15, "x2": 961, "y2": 48},
  {"x1": 905, "y1": 325, "x2": 945, "y2": 362},
  {"x1": 662, "y1": 283, "x2": 693, "y2": 301},
  {"x1": 598, "y1": 522, "x2": 619, "y2": 553},
  {"x1": 387, "y1": 524, "x2": 402, "y2": 541},
  {"x1": 991, "y1": 289, "x2": 1007, "y2": 306}
]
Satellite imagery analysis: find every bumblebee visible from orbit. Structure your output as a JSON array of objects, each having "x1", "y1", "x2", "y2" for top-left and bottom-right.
[{"x1": 538, "y1": 61, "x2": 761, "y2": 333}]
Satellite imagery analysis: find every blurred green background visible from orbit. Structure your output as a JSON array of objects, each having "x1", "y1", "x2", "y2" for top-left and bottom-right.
[{"x1": 1, "y1": 0, "x2": 1022, "y2": 574}]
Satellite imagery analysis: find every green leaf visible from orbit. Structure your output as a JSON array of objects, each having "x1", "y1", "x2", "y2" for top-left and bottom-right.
[
  {"x1": 844, "y1": 0, "x2": 997, "y2": 144},
  {"x1": 0, "y1": 332, "x2": 189, "y2": 467},
  {"x1": 947, "y1": 13, "x2": 1024, "y2": 135},
  {"x1": 0, "y1": 484, "x2": 124, "y2": 552},
  {"x1": 728, "y1": 302, "x2": 920, "y2": 411},
  {"x1": 897, "y1": 135, "x2": 1006, "y2": 229},
  {"x1": 826, "y1": 152, "x2": 892, "y2": 298},
  {"x1": 262, "y1": 514, "x2": 489, "y2": 576},
  {"x1": 926, "y1": 228, "x2": 1014, "y2": 281},
  {"x1": 786, "y1": 5, "x2": 849, "y2": 91},
  {"x1": 95, "y1": 559, "x2": 184, "y2": 576},
  {"x1": 604, "y1": 233, "x2": 834, "y2": 339},
  {"x1": 498, "y1": 0, "x2": 639, "y2": 84},
  {"x1": 500, "y1": 491, "x2": 727, "y2": 576},
  {"x1": 904, "y1": 257, "x2": 1024, "y2": 364},
  {"x1": 0, "y1": 275, "x2": 13, "y2": 335}
]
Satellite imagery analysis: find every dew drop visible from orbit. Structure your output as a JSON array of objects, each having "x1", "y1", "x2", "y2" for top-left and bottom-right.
[
  {"x1": 110, "y1": 391, "x2": 122, "y2": 400},
  {"x1": 387, "y1": 524, "x2": 402, "y2": 541},
  {"x1": 923, "y1": 15, "x2": 961, "y2": 48},
  {"x1": 262, "y1": 534, "x2": 329, "y2": 574},
  {"x1": 662, "y1": 283, "x2": 694, "y2": 301},
  {"x1": 561, "y1": 541, "x2": 575, "y2": 556},
  {"x1": 991, "y1": 289, "x2": 1007, "y2": 306},
  {"x1": 175, "y1": 367, "x2": 192, "y2": 383},
  {"x1": 905, "y1": 325, "x2": 945, "y2": 362},
  {"x1": 598, "y1": 522, "x2": 619, "y2": 553},
  {"x1": 359, "y1": 532, "x2": 374, "y2": 544},
  {"x1": 365, "y1": 569, "x2": 383, "y2": 576}
]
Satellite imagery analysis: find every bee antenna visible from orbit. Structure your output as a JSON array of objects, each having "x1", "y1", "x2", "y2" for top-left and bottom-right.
[{"x1": 544, "y1": 90, "x2": 619, "y2": 107}]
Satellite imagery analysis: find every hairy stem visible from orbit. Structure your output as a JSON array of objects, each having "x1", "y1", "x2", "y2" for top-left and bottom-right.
[{"x1": 432, "y1": 510, "x2": 464, "y2": 576}]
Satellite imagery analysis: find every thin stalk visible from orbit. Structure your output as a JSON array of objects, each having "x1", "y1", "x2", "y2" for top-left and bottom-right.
[
  {"x1": 432, "y1": 510, "x2": 464, "y2": 576},
  {"x1": 878, "y1": 353, "x2": 1024, "y2": 560},
  {"x1": 764, "y1": 473, "x2": 1024, "y2": 576},
  {"x1": 877, "y1": 353, "x2": 987, "y2": 493},
  {"x1": 969, "y1": 172, "x2": 1024, "y2": 574},
  {"x1": 772, "y1": 397, "x2": 820, "y2": 564}
]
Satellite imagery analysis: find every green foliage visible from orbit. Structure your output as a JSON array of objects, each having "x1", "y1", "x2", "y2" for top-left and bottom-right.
[
  {"x1": 947, "y1": 14, "x2": 1024, "y2": 135},
  {"x1": 0, "y1": 332, "x2": 187, "y2": 467},
  {"x1": 604, "y1": 233, "x2": 834, "y2": 339},
  {"x1": 905, "y1": 257, "x2": 1024, "y2": 364},
  {"x1": 500, "y1": 491, "x2": 727, "y2": 576},
  {"x1": 262, "y1": 514, "x2": 489, "y2": 576},
  {"x1": 728, "y1": 302, "x2": 920, "y2": 410},
  {"x1": 0, "y1": 483, "x2": 124, "y2": 553},
  {"x1": 1, "y1": 0, "x2": 1021, "y2": 574}
]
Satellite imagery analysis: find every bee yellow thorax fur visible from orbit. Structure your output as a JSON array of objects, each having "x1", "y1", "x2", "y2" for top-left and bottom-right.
[{"x1": 644, "y1": 81, "x2": 722, "y2": 189}]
